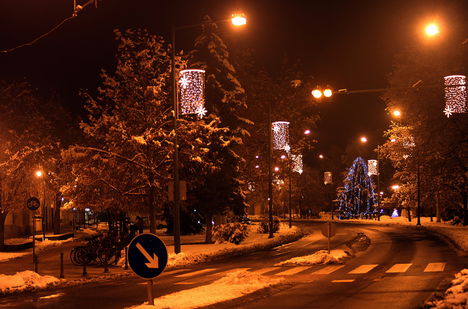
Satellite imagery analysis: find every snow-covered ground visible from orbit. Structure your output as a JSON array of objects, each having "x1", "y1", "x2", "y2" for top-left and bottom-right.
[
  {"x1": 426, "y1": 268, "x2": 468, "y2": 309},
  {"x1": 0, "y1": 237, "x2": 74, "y2": 263},
  {"x1": 0, "y1": 271, "x2": 60, "y2": 294},
  {"x1": 127, "y1": 270, "x2": 283, "y2": 309}
]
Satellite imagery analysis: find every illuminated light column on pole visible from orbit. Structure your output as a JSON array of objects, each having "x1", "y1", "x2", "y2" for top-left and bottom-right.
[
  {"x1": 35, "y1": 170, "x2": 46, "y2": 240},
  {"x1": 443, "y1": 75, "x2": 467, "y2": 117},
  {"x1": 272, "y1": 121, "x2": 290, "y2": 151},
  {"x1": 171, "y1": 14, "x2": 246, "y2": 254},
  {"x1": 179, "y1": 69, "x2": 206, "y2": 117}
]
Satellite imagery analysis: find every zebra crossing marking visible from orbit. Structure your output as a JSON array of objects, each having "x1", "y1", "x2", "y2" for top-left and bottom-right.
[
  {"x1": 275, "y1": 266, "x2": 311, "y2": 276},
  {"x1": 424, "y1": 263, "x2": 446, "y2": 272},
  {"x1": 175, "y1": 268, "x2": 217, "y2": 278},
  {"x1": 348, "y1": 264, "x2": 378, "y2": 274},
  {"x1": 312, "y1": 265, "x2": 345, "y2": 275},
  {"x1": 332, "y1": 279, "x2": 355, "y2": 283},
  {"x1": 385, "y1": 263, "x2": 412, "y2": 273},
  {"x1": 252, "y1": 267, "x2": 278, "y2": 275}
]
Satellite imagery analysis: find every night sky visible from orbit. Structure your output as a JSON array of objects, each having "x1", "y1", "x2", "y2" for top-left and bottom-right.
[{"x1": 0, "y1": 0, "x2": 466, "y2": 157}]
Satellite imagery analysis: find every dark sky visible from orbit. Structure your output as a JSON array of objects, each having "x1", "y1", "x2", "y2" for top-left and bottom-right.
[{"x1": 0, "y1": 0, "x2": 466, "y2": 156}]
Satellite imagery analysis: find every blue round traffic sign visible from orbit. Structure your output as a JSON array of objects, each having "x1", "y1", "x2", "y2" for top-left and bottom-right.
[{"x1": 127, "y1": 233, "x2": 168, "y2": 279}]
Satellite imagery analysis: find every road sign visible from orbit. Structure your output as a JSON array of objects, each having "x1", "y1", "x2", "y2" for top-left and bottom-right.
[
  {"x1": 127, "y1": 233, "x2": 168, "y2": 279},
  {"x1": 321, "y1": 222, "x2": 336, "y2": 238},
  {"x1": 26, "y1": 197, "x2": 40, "y2": 211}
]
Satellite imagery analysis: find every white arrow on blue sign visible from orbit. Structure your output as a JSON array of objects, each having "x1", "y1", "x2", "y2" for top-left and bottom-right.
[{"x1": 127, "y1": 233, "x2": 168, "y2": 279}]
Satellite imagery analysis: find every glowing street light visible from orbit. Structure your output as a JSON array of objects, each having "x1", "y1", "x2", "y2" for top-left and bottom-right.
[
  {"x1": 318, "y1": 154, "x2": 324, "y2": 159},
  {"x1": 304, "y1": 129, "x2": 311, "y2": 135},
  {"x1": 391, "y1": 184, "x2": 400, "y2": 191},
  {"x1": 392, "y1": 109, "x2": 402, "y2": 118},
  {"x1": 274, "y1": 166, "x2": 280, "y2": 172},
  {"x1": 323, "y1": 88, "x2": 333, "y2": 97},
  {"x1": 280, "y1": 154, "x2": 287, "y2": 160},
  {"x1": 311, "y1": 89, "x2": 322, "y2": 99},
  {"x1": 231, "y1": 13, "x2": 247, "y2": 26},
  {"x1": 360, "y1": 136, "x2": 368, "y2": 143},
  {"x1": 35, "y1": 170, "x2": 43, "y2": 178},
  {"x1": 424, "y1": 22, "x2": 440, "y2": 37}
]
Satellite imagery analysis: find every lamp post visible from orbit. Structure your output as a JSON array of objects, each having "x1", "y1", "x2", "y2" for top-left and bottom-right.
[
  {"x1": 35, "y1": 170, "x2": 46, "y2": 240},
  {"x1": 267, "y1": 103, "x2": 274, "y2": 238},
  {"x1": 171, "y1": 14, "x2": 246, "y2": 253}
]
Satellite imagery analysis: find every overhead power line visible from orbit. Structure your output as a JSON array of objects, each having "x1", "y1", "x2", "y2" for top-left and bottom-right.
[{"x1": 0, "y1": 0, "x2": 98, "y2": 54}]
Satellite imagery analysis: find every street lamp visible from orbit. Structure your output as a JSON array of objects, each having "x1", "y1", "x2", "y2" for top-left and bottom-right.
[
  {"x1": 392, "y1": 109, "x2": 402, "y2": 118},
  {"x1": 35, "y1": 170, "x2": 46, "y2": 240},
  {"x1": 171, "y1": 14, "x2": 246, "y2": 254},
  {"x1": 424, "y1": 22, "x2": 440, "y2": 37},
  {"x1": 360, "y1": 136, "x2": 368, "y2": 144}
]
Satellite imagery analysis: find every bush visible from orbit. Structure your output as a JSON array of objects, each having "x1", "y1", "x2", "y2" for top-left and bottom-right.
[
  {"x1": 258, "y1": 216, "x2": 280, "y2": 234},
  {"x1": 345, "y1": 232, "x2": 371, "y2": 252},
  {"x1": 213, "y1": 222, "x2": 249, "y2": 245}
]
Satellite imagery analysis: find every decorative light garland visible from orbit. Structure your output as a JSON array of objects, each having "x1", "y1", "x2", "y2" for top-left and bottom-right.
[
  {"x1": 367, "y1": 160, "x2": 379, "y2": 176},
  {"x1": 444, "y1": 75, "x2": 467, "y2": 118},
  {"x1": 272, "y1": 121, "x2": 290, "y2": 151},
  {"x1": 179, "y1": 69, "x2": 206, "y2": 117},
  {"x1": 291, "y1": 154, "x2": 303, "y2": 174}
]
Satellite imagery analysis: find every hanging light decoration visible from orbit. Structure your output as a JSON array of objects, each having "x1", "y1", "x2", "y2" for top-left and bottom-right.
[
  {"x1": 444, "y1": 75, "x2": 467, "y2": 117},
  {"x1": 368, "y1": 160, "x2": 379, "y2": 176},
  {"x1": 324, "y1": 172, "x2": 333, "y2": 185},
  {"x1": 291, "y1": 154, "x2": 303, "y2": 174},
  {"x1": 272, "y1": 121, "x2": 290, "y2": 151},
  {"x1": 179, "y1": 69, "x2": 206, "y2": 117}
]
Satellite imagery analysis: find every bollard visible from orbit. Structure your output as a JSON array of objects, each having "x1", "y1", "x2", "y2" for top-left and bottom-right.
[
  {"x1": 33, "y1": 254, "x2": 38, "y2": 273},
  {"x1": 82, "y1": 262, "x2": 88, "y2": 278},
  {"x1": 60, "y1": 253, "x2": 64, "y2": 279},
  {"x1": 124, "y1": 246, "x2": 128, "y2": 270}
]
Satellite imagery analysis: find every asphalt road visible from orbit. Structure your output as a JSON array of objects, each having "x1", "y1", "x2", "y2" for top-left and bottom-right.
[{"x1": 0, "y1": 222, "x2": 466, "y2": 309}]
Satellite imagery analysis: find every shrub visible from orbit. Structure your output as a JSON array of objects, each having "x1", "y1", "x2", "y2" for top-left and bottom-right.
[
  {"x1": 213, "y1": 222, "x2": 249, "y2": 245},
  {"x1": 258, "y1": 216, "x2": 280, "y2": 234}
]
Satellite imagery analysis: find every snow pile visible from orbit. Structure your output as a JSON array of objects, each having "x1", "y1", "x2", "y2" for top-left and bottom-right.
[
  {"x1": 427, "y1": 268, "x2": 468, "y2": 309},
  {"x1": 0, "y1": 271, "x2": 60, "y2": 294},
  {"x1": 36, "y1": 238, "x2": 73, "y2": 252},
  {"x1": 275, "y1": 249, "x2": 350, "y2": 266},
  {"x1": 127, "y1": 270, "x2": 283, "y2": 309}
]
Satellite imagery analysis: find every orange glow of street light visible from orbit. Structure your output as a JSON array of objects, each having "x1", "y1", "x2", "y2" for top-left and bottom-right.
[
  {"x1": 231, "y1": 13, "x2": 247, "y2": 26},
  {"x1": 318, "y1": 154, "x2": 324, "y2": 159},
  {"x1": 35, "y1": 170, "x2": 43, "y2": 177},
  {"x1": 392, "y1": 109, "x2": 402, "y2": 118},
  {"x1": 424, "y1": 23, "x2": 440, "y2": 37},
  {"x1": 304, "y1": 129, "x2": 311, "y2": 135},
  {"x1": 323, "y1": 88, "x2": 333, "y2": 98},
  {"x1": 311, "y1": 89, "x2": 322, "y2": 99},
  {"x1": 280, "y1": 154, "x2": 287, "y2": 160},
  {"x1": 391, "y1": 184, "x2": 400, "y2": 191},
  {"x1": 360, "y1": 136, "x2": 368, "y2": 143},
  {"x1": 274, "y1": 166, "x2": 280, "y2": 172}
]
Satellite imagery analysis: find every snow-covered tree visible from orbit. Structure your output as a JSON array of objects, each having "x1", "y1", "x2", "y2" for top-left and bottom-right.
[
  {"x1": 381, "y1": 43, "x2": 467, "y2": 224},
  {"x1": 188, "y1": 16, "x2": 252, "y2": 242},
  {"x1": 64, "y1": 29, "x2": 225, "y2": 232}
]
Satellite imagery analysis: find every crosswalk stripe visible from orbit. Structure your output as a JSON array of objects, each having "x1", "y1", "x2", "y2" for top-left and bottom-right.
[
  {"x1": 252, "y1": 267, "x2": 278, "y2": 275},
  {"x1": 424, "y1": 263, "x2": 446, "y2": 272},
  {"x1": 348, "y1": 264, "x2": 379, "y2": 274},
  {"x1": 386, "y1": 263, "x2": 412, "y2": 273},
  {"x1": 175, "y1": 268, "x2": 217, "y2": 278},
  {"x1": 332, "y1": 279, "x2": 355, "y2": 283},
  {"x1": 218, "y1": 268, "x2": 250, "y2": 275},
  {"x1": 275, "y1": 266, "x2": 311, "y2": 276},
  {"x1": 312, "y1": 265, "x2": 345, "y2": 275}
]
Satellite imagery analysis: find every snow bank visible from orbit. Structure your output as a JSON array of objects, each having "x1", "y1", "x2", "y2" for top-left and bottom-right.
[
  {"x1": 427, "y1": 268, "x2": 468, "y2": 309},
  {"x1": 127, "y1": 270, "x2": 283, "y2": 309},
  {"x1": 0, "y1": 271, "x2": 60, "y2": 294},
  {"x1": 275, "y1": 249, "x2": 350, "y2": 266}
]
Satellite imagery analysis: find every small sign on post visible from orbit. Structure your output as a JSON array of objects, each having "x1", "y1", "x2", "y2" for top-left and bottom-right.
[
  {"x1": 127, "y1": 233, "x2": 168, "y2": 306},
  {"x1": 321, "y1": 222, "x2": 337, "y2": 254}
]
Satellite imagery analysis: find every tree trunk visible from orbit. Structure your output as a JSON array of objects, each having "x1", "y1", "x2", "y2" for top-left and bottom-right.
[
  {"x1": 463, "y1": 190, "x2": 467, "y2": 226},
  {"x1": 147, "y1": 182, "x2": 156, "y2": 234},
  {"x1": 407, "y1": 205, "x2": 412, "y2": 222},
  {"x1": 205, "y1": 213, "x2": 213, "y2": 243},
  {"x1": 53, "y1": 193, "x2": 61, "y2": 234},
  {"x1": 0, "y1": 212, "x2": 7, "y2": 251},
  {"x1": 436, "y1": 191, "x2": 441, "y2": 223}
]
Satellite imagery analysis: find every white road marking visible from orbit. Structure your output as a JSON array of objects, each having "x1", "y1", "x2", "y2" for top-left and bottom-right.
[
  {"x1": 386, "y1": 263, "x2": 412, "y2": 273},
  {"x1": 252, "y1": 267, "x2": 278, "y2": 275},
  {"x1": 218, "y1": 268, "x2": 250, "y2": 275},
  {"x1": 348, "y1": 264, "x2": 379, "y2": 274},
  {"x1": 424, "y1": 263, "x2": 446, "y2": 272},
  {"x1": 175, "y1": 268, "x2": 217, "y2": 278},
  {"x1": 312, "y1": 265, "x2": 345, "y2": 275},
  {"x1": 331, "y1": 279, "x2": 355, "y2": 283},
  {"x1": 275, "y1": 266, "x2": 311, "y2": 276}
]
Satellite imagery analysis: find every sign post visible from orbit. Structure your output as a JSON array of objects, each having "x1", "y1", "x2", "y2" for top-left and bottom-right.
[
  {"x1": 26, "y1": 197, "x2": 40, "y2": 272},
  {"x1": 321, "y1": 221, "x2": 337, "y2": 254},
  {"x1": 127, "y1": 233, "x2": 168, "y2": 306}
]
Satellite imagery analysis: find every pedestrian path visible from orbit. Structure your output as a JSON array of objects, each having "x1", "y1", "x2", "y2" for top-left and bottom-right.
[{"x1": 168, "y1": 261, "x2": 448, "y2": 282}]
